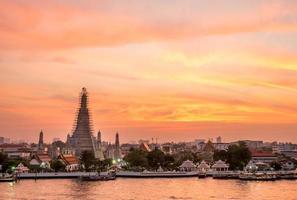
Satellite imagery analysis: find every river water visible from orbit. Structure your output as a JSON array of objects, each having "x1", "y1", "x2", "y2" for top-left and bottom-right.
[{"x1": 0, "y1": 178, "x2": 296, "y2": 200}]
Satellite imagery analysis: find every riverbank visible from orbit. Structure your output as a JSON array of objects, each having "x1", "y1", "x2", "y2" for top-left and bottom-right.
[
  {"x1": 16, "y1": 172, "x2": 107, "y2": 179},
  {"x1": 2, "y1": 170, "x2": 297, "y2": 180},
  {"x1": 11, "y1": 171, "x2": 198, "y2": 179}
]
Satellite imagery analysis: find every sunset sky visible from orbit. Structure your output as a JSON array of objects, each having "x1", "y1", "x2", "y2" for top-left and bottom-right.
[{"x1": 1, "y1": 0, "x2": 297, "y2": 143}]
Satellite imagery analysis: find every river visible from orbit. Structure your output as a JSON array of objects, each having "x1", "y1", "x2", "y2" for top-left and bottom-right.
[{"x1": 0, "y1": 178, "x2": 296, "y2": 200}]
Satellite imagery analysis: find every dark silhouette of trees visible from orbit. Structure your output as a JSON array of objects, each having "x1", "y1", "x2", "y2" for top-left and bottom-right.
[
  {"x1": 51, "y1": 160, "x2": 66, "y2": 172},
  {"x1": 214, "y1": 142, "x2": 251, "y2": 170},
  {"x1": 124, "y1": 149, "x2": 148, "y2": 170},
  {"x1": 80, "y1": 150, "x2": 96, "y2": 171},
  {"x1": 147, "y1": 149, "x2": 165, "y2": 170}
]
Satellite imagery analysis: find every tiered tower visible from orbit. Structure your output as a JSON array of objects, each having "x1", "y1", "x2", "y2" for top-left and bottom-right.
[
  {"x1": 69, "y1": 88, "x2": 96, "y2": 156},
  {"x1": 38, "y1": 130, "x2": 44, "y2": 151},
  {"x1": 96, "y1": 131, "x2": 105, "y2": 160},
  {"x1": 114, "y1": 132, "x2": 121, "y2": 161}
]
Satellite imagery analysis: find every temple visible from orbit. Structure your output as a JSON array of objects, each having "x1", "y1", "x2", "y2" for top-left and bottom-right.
[
  {"x1": 38, "y1": 130, "x2": 44, "y2": 152},
  {"x1": 114, "y1": 132, "x2": 121, "y2": 161},
  {"x1": 95, "y1": 131, "x2": 105, "y2": 160},
  {"x1": 68, "y1": 88, "x2": 96, "y2": 156}
]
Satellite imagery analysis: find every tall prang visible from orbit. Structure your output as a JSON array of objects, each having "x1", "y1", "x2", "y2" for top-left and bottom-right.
[
  {"x1": 114, "y1": 132, "x2": 121, "y2": 161},
  {"x1": 38, "y1": 130, "x2": 44, "y2": 151},
  {"x1": 95, "y1": 130, "x2": 105, "y2": 161},
  {"x1": 69, "y1": 88, "x2": 96, "y2": 156}
]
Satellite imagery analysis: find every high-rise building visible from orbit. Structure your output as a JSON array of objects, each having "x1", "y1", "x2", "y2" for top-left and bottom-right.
[{"x1": 68, "y1": 88, "x2": 96, "y2": 156}]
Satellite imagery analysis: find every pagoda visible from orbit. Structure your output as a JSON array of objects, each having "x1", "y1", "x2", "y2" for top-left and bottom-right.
[{"x1": 68, "y1": 88, "x2": 96, "y2": 156}]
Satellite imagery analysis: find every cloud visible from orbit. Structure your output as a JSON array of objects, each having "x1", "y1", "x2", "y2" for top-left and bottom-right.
[
  {"x1": 50, "y1": 56, "x2": 76, "y2": 64},
  {"x1": 0, "y1": 1, "x2": 297, "y2": 50}
]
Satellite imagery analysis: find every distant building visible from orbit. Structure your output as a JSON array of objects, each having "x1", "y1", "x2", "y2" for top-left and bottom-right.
[
  {"x1": 120, "y1": 143, "x2": 139, "y2": 156},
  {"x1": 161, "y1": 143, "x2": 172, "y2": 154},
  {"x1": 251, "y1": 151, "x2": 277, "y2": 164},
  {"x1": 179, "y1": 160, "x2": 196, "y2": 172},
  {"x1": 213, "y1": 143, "x2": 230, "y2": 151},
  {"x1": 58, "y1": 154, "x2": 79, "y2": 171},
  {"x1": 0, "y1": 137, "x2": 10, "y2": 144},
  {"x1": 0, "y1": 143, "x2": 32, "y2": 159},
  {"x1": 140, "y1": 142, "x2": 151, "y2": 152},
  {"x1": 105, "y1": 143, "x2": 114, "y2": 159},
  {"x1": 29, "y1": 154, "x2": 51, "y2": 169},
  {"x1": 216, "y1": 136, "x2": 222, "y2": 143},
  {"x1": 138, "y1": 139, "x2": 150, "y2": 144},
  {"x1": 237, "y1": 140, "x2": 264, "y2": 150},
  {"x1": 279, "y1": 150, "x2": 297, "y2": 160},
  {"x1": 62, "y1": 134, "x2": 76, "y2": 156},
  {"x1": 272, "y1": 142, "x2": 297, "y2": 153},
  {"x1": 212, "y1": 160, "x2": 229, "y2": 172}
]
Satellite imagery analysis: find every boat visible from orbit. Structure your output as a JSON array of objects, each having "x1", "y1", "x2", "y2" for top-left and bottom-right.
[
  {"x1": 239, "y1": 172, "x2": 277, "y2": 181},
  {"x1": 79, "y1": 174, "x2": 116, "y2": 181},
  {"x1": 198, "y1": 171, "x2": 207, "y2": 178},
  {"x1": 212, "y1": 171, "x2": 239, "y2": 179},
  {"x1": 0, "y1": 174, "x2": 16, "y2": 182},
  {"x1": 276, "y1": 171, "x2": 297, "y2": 180}
]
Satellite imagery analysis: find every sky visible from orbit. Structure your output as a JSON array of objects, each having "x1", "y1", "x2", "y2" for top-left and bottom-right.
[{"x1": 1, "y1": 0, "x2": 297, "y2": 143}]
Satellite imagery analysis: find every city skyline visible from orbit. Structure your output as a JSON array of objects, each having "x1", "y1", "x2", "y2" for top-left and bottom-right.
[{"x1": 1, "y1": 0, "x2": 297, "y2": 143}]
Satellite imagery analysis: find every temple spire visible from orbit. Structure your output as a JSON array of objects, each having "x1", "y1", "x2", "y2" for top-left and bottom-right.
[
  {"x1": 38, "y1": 130, "x2": 44, "y2": 151},
  {"x1": 97, "y1": 130, "x2": 101, "y2": 144},
  {"x1": 95, "y1": 130, "x2": 104, "y2": 160},
  {"x1": 69, "y1": 87, "x2": 96, "y2": 156},
  {"x1": 114, "y1": 132, "x2": 121, "y2": 161}
]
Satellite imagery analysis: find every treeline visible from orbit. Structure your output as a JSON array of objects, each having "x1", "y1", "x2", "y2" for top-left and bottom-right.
[
  {"x1": 124, "y1": 142, "x2": 252, "y2": 171},
  {"x1": 124, "y1": 148, "x2": 203, "y2": 171},
  {"x1": 0, "y1": 150, "x2": 112, "y2": 173},
  {"x1": 213, "y1": 141, "x2": 251, "y2": 170}
]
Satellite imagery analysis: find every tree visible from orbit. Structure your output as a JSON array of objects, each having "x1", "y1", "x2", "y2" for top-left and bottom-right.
[
  {"x1": 173, "y1": 151, "x2": 200, "y2": 167},
  {"x1": 2, "y1": 159, "x2": 19, "y2": 173},
  {"x1": 226, "y1": 142, "x2": 251, "y2": 170},
  {"x1": 94, "y1": 159, "x2": 112, "y2": 173},
  {"x1": 147, "y1": 149, "x2": 165, "y2": 170},
  {"x1": 0, "y1": 152, "x2": 8, "y2": 166},
  {"x1": 204, "y1": 140, "x2": 215, "y2": 152},
  {"x1": 213, "y1": 150, "x2": 228, "y2": 161},
  {"x1": 163, "y1": 154, "x2": 175, "y2": 170},
  {"x1": 51, "y1": 160, "x2": 66, "y2": 172},
  {"x1": 80, "y1": 150, "x2": 96, "y2": 171},
  {"x1": 124, "y1": 149, "x2": 148, "y2": 169},
  {"x1": 52, "y1": 140, "x2": 66, "y2": 149},
  {"x1": 270, "y1": 161, "x2": 282, "y2": 171}
]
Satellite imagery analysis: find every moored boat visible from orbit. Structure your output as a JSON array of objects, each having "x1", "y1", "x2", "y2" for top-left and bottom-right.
[
  {"x1": 198, "y1": 172, "x2": 207, "y2": 178},
  {"x1": 239, "y1": 172, "x2": 277, "y2": 181},
  {"x1": 79, "y1": 174, "x2": 116, "y2": 181},
  {"x1": 212, "y1": 171, "x2": 239, "y2": 179},
  {"x1": 0, "y1": 174, "x2": 16, "y2": 182},
  {"x1": 276, "y1": 171, "x2": 297, "y2": 180}
]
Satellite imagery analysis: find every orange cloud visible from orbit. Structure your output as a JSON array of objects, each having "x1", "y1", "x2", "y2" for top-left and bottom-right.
[{"x1": 0, "y1": 1, "x2": 297, "y2": 50}]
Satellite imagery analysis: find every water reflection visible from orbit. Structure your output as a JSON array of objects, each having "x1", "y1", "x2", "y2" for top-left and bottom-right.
[{"x1": 0, "y1": 178, "x2": 296, "y2": 200}]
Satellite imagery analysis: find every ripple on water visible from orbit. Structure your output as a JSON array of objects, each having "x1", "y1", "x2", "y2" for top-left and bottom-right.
[{"x1": 0, "y1": 179, "x2": 297, "y2": 200}]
